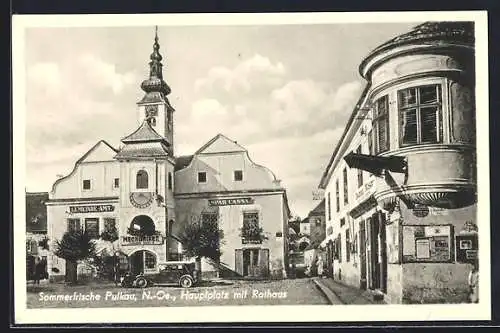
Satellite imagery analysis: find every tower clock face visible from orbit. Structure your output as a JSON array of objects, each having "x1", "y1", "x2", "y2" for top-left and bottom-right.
[{"x1": 129, "y1": 192, "x2": 153, "y2": 209}]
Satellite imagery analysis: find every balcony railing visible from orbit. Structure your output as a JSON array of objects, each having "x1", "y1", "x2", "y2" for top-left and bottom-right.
[{"x1": 121, "y1": 234, "x2": 164, "y2": 246}]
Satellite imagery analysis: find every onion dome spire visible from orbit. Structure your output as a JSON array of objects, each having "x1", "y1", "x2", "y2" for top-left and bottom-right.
[{"x1": 140, "y1": 26, "x2": 171, "y2": 96}]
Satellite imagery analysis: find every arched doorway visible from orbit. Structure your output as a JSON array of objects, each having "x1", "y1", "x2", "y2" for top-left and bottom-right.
[
  {"x1": 128, "y1": 215, "x2": 156, "y2": 236},
  {"x1": 129, "y1": 250, "x2": 157, "y2": 275}
]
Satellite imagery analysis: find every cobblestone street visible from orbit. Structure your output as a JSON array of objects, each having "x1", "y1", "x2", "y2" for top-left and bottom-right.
[{"x1": 27, "y1": 278, "x2": 329, "y2": 308}]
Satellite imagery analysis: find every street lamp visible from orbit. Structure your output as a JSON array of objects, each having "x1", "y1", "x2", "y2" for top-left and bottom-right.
[{"x1": 114, "y1": 251, "x2": 120, "y2": 286}]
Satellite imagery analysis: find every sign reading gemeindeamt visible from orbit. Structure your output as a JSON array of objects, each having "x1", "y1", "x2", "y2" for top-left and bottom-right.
[
  {"x1": 208, "y1": 197, "x2": 254, "y2": 206},
  {"x1": 69, "y1": 205, "x2": 115, "y2": 213}
]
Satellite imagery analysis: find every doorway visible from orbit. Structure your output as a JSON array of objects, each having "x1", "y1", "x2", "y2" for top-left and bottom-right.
[
  {"x1": 327, "y1": 240, "x2": 334, "y2": 278},
  {"x1": 359, "y1": 220, "x2": 367, "y2": 290},
  {"x1": 367, "y1": 212, "x2": 387, "y2": 293},
  {"x1": 235, "y1": 248, "x2": 269, "y2": 278},
  {"x1": 129, "y1": 250, "x2": 157, "y2": 275}
]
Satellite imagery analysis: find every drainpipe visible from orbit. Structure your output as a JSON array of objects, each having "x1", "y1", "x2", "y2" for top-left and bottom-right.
[{"x1": 154, "y1": 158, "x2": 158, "y2": 197}]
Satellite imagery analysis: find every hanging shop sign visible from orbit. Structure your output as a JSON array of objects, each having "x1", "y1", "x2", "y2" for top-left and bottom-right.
[
  {"x1": 69, "y1": 205, "x2": 115, "y2": 214},
  {"x1": 208, "y1": 197, "x2": 254, "y2": 206}
]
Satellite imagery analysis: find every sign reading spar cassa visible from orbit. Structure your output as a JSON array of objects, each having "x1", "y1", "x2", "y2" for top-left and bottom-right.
[
  {"x1": 69, "y1": 205, "x2": 115, "y2": 213},
  {"x1": 208, "y1": 197, "x2": 254, "y2": 206}
]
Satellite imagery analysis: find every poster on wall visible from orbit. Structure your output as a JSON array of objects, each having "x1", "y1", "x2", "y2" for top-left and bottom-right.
[
  {"x1": 402, "y1": 225, "x2": 452, "y2": 262},
  {"x1": 386, "y1": 222, "x2": 400, "y2": 263}
]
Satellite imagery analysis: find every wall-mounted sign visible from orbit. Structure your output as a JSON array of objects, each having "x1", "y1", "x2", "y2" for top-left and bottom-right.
[
  {"x1": 208, "y1": 197, "x2": 254, "y2": 206},
  {"x1": 456, "y1": 233, "x2": 478, "y2": 263},
  {"x1": 69, "y1": 205, "x2": 114, "y2": 214},
  {"x1": 354, "y1": 179, "x2": 375, "y2": 200},
  {"x1": 413, "y1": 204, "x2": 429, "y2": 218}
]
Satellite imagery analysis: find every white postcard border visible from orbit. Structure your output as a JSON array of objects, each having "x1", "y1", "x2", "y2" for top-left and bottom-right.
[{"x1": 12, "y1": 11, "x2": 491, "y2": 324}]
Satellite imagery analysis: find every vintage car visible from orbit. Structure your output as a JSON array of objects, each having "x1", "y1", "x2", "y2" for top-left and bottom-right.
[{"x1": 120, "y1": 261, "x2": 199, "y2": 288}]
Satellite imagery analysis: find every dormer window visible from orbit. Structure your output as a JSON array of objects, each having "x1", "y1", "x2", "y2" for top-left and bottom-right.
[{"x1": 136, "y1": 170, "x2": 149, "y2": 189}]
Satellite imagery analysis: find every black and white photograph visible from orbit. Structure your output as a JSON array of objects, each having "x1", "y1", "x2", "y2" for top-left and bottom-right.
[{"x1": 13, "y1": 11, "x2": 490, "y2": 324}]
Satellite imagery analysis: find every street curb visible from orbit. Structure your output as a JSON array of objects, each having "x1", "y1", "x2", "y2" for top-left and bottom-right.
[{"x1": 312, "y1": 278, "x2": 345, "y2": 305}]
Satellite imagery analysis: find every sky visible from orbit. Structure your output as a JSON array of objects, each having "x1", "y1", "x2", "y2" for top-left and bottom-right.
[{"x1": 24, "y1": 22, "x2": 421, "y2": 217}]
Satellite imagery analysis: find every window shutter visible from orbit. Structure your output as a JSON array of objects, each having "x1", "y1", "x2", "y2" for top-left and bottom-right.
[
  {"x1": 235, "y1": 249, "x2": 244, "y2": 276},
  {"x1": 259, "y1": 249, "x2": 270, "y2": 278}
]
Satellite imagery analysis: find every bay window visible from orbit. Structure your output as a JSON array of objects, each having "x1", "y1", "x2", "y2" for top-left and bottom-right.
[{"x1": 398, "y1": 85, "x2": 442, "y2": 146}]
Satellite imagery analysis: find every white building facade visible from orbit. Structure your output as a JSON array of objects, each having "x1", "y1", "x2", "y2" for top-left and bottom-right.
[
  {"x1": 46, "y1": 30, "x2": 289, "y2": 281},
  {"x1": 319, "y1": 22, "x2": 477, "y2": 304}
]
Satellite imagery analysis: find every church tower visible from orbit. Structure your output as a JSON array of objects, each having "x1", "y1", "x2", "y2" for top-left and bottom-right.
[
  {"x1": 137, "y1": 26, "x2": 175, "y2": 155},
  {"x1": 114, "y1": 27, "x2": 177, "y2": 270}
]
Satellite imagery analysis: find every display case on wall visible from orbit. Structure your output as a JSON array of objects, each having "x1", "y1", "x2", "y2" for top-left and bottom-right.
[
  {"x1": 402, "y1": 224, "x2": 453, "y2": 263},
  {"x1": 455, "y1": 232, "x2": 478, "y2": 263}
]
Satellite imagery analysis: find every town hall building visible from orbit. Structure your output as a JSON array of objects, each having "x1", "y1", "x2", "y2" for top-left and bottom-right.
[{"x1": 45, "y1": 29, "x2": 290, "y2": 281}]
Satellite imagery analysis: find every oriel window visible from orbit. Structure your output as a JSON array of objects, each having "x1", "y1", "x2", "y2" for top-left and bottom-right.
[
  {"x1": 136, "y1": 170, "x2": 149, "y2": 189},
  {"x1": 372, "y1": 95, "x2": 390, "y2": 154},
  {"x1": 398, "y1": 85, "x2": 442, "y2": 146}
]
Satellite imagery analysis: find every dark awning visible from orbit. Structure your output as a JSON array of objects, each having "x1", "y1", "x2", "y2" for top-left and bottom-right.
[{"x1": 343, "y1": 152, "x2": 407, "y2": 175}]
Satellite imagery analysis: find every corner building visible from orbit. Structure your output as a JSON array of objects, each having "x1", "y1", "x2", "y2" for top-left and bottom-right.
[
  {"x1": 318, "y1": 22, "x2": 477, "y2": 303},
  {"x1": 46, "y1": 30, "x2": 290, "y2": 281}
]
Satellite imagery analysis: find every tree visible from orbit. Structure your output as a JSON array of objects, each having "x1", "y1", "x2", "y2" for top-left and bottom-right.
[
  {"x1": 38, "y1": 236, "x2": 50, "y2": 250},
  {"x1": 239, "y1": 222, "x2": 268, "y2": 244},
  {"x1": 100, "y1": 224, "x2": 119, "y2": 242},
  {"x1": 178, "y1": 219, "x2": 224, "y2": 277},
  {"x1": 53, "y1": 230, "x2": 97, "y2": 284},
  {"x1": 288, "y1": 215, "x2": 301, "y2": 235}
]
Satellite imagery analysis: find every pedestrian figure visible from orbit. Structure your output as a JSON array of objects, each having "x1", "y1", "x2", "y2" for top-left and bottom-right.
[
  {"x1": 33, "y1": 256, "x2": 42, "y2": 285},
  {"x1": 317, "y1": 256, "x2": 324, "y2": 278},
  {"x1": 39, "y1": 257, "x2": 48, "y2": 280},
  {"x1": 468, "y1": 259, "x2": 479, "y2": 303}
]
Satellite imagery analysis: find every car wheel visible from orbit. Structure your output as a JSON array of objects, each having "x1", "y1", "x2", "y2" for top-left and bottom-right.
[
  {"x1": 179, "y1": 276, "x2": 193, "y2": 288},
  {"x1": 135, "y1": 277, "x2": 148, "y2": 288}
]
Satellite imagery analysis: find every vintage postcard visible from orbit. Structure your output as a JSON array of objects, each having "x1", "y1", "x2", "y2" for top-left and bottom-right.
[{"x1": 12, "y1": 11, "x2": 490, "y2": 324}]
